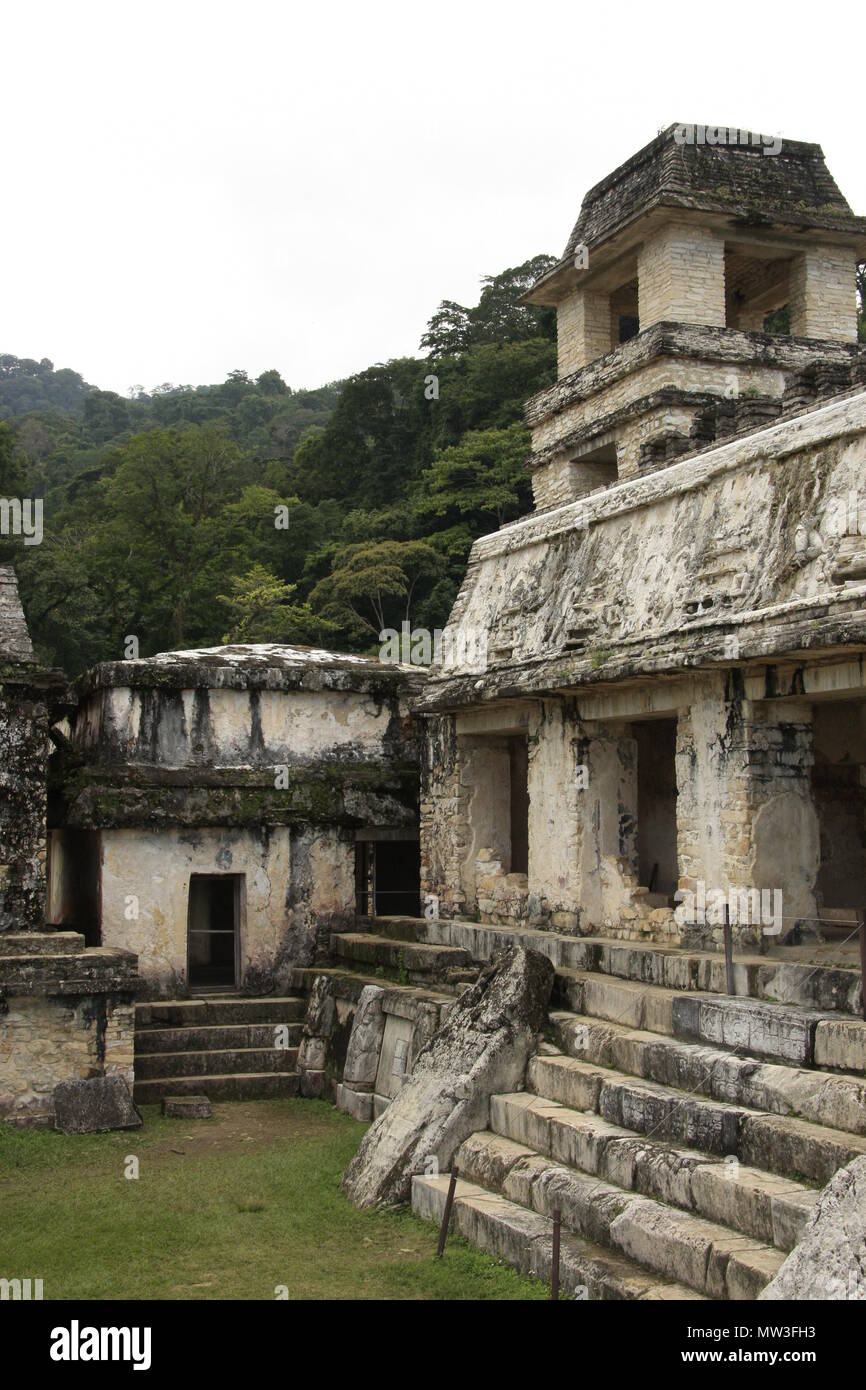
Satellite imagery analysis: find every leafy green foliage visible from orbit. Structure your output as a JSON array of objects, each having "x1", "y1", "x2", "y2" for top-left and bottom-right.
[
  {"x1": 3, "y1": 256, "x2": 556, "y2": 672},
  {"x1": 420, "y1": 257, "x2": 557, "y2": 355},
  {"x1": 219, "y1": 563, "x2": 338, "y2": 645},
  {"x1": 0, "y1": 356, "x2": 89, "y2": 418}
]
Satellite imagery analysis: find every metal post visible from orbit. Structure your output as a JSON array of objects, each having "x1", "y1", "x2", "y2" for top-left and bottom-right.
[
  {"x1": 551, "y1": 1206, "x2": 561, "y2": 1301},
  {"x1": 436, "y1": 1167, "x2": 459, "y2": 1258},
  {"x1": 723, "y1": 902, "x2": 735, "y2": 996},
  {"x1": 858, "y1": 911, "x2": 866, "y2": 1023}
]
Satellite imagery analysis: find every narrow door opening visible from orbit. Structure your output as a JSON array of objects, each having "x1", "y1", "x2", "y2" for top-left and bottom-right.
[
  {"x1": 374, "y1": 839, "x2": 421, "y2": 917},
  {"x1": 811, "y1": 699, "x2": 866, "y2": 923},
  {"x1": 355, "y1": 837, "x2": 421, "y2": 918},
  {"x1": 634, "y1": 718, "x2": 679, "y2": 901},
  {"x1": 508, "y1": 735, "x2": 529, "y2": 876},
  {"x1": 187, "y1": 874, "x2": 241, "y2": 991}
]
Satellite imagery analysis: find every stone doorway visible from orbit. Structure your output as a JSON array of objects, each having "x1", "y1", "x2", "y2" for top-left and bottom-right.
[
  {"x1": 355, "y1": 834, "x2": 421, "y2": 918},
  {"x1": 811, "y1": 699, "x2": 866, "y2": 922},
  {"x1": 508, "y1": 735, "x2": 529, "y2": 876},
  {"x1": 187, "y1": 873, "x2": 242, "y2": 991},
  {"x1": 634, "y1": 717, "x2": 679, "y2": 901}
]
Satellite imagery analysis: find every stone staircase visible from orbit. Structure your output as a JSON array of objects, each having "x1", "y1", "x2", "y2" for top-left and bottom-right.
[
  {"x1": 133, "y1": 995, "x2": 305, "y2": 1105},
  {"x1": 331, "y1": 918, "x2": 476, "y2": 988},
  {"x1": 355, "y1": 914, "x2": 866, "y2": 1299}
]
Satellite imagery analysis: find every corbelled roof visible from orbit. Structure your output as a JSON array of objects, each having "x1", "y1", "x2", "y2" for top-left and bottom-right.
[{"x1": 529, "y1": 124, "x2": 866, "y2": 302}]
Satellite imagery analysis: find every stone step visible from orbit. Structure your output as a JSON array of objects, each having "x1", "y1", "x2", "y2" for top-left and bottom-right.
[
  {"x1": 0, "y1": 931, "x2": 86, "y2": 956},
  {"x1": 135, "y1": 996, "x2": 306, "y2": 1028},
  {"x1": 133, "y1": 1046, "x2": 299, "y2": 1080},
  {"x1": 133, "y1": 1071, "x2": 300, "y2": 1104},
  {"x1": 411, "y1": 1173, "x2": 705, "y2": 1300},
  {"x1": 409, "y1": 917, "x2": 863, "y2": 1015},
  {"x1": 289, "y1": 964, "x2": 452, "y2": 1008},
  {"x1": 0, "y1": 946, "x2": 139, "y2": 996},
  {"x1": 355, "y1": 915, "x2": 423, "y2": 943},
  {"x1": 134, "y1": 1022, "x2": 303, "y2": 1054},
  {"x1": 455, "y1": 1130, "x2": 786, "y2": 1298},
  {"x1": 330, "y1": 933, "x2": 473, "y2": 981},
  {"x1": 553, "y1": 965, "x2": 866, "y2": 1070},
  {"x1": 550, "y1": 1010, "x2": 866, "y2": 1136},
  {"x1": 523, "y1": 1055, "x2": 866, "y2": 1185},
  {"x1": 484, "y1": 1102, "x2": 817, "y2": 1252}
]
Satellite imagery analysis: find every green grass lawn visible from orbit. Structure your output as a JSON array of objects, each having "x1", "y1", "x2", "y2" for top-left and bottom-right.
[{"x1": 0, "y1": 1098, "x2": 546, "y2": 1300}]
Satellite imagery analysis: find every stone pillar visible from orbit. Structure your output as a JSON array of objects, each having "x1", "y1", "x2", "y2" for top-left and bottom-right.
[
  {"x1": 576, "y1": 721, "x2": 638, "y2": 929},
  {"x1": 676, "y1": 683, "x2": 819, "y2": 944},
  {"x1": 526, "y1": 701, "x2": 581, "y2": 930},
  {"x1": 0, "y1": 567, "x2": 49, "y2": 932},
  {"x1": 336, "y1": 984, "x2": 386, "y2": 1122},
  {"x1": 638, "y1": 222, "x2": 726, "y2": 331},
  {"x1": 419, "y1": 715, "x2": 470, "y2": 919},
  {"x1": 557, "y1": 288, "x2": 613, "y2": 375},
  {"x1": 789, "y1": 245, "x2": 858, "y2": 342},
  {"x1": 0, "y1": 564, "x2": 141, "y2": 1129}
]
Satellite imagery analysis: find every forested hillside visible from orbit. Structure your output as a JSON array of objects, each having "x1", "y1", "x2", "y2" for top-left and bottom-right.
[{"x1": 0, "y1": 257, "x2": 556, "y2": 675}]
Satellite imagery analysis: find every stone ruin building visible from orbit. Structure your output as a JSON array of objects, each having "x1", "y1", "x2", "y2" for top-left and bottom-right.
[{"x1": 3, "y1": 124, "x2": 866, "y2": 1299}]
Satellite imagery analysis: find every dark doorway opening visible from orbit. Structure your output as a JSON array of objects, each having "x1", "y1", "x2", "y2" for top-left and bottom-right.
[
  {"x1": 47, "y1": 829, "x2": 101, "y2": 946},
  {"x1": 375, "y1": 840, "x2": 421, "y2": 916},
  {"x1": 187, "y1": 874, "x2": 241, "y2": 991},
  {"x1": 355, "y1": 837, "x2": 421, "y2": 918},
  {"x1": 811, "y1": 699, "x2": 866, "y2": 916},
  {"x1": 635, "y1": 718, "x2": 679, "y2": 900},
  {"x1": 508, "y1": 735, "x2": 529, "y2": 875}
]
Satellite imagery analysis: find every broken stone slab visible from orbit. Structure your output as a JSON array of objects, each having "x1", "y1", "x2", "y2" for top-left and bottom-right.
[
  {"x1": 759, "y1": 1154, "x2": 866, "y2": 1300},
  {"x1": 336, "y1": 1083, "x2": 374, "y2": 1122},
  {"x1": 162, "y1": 1095, "x2": 212, "y2": 1119},
  {"x1": 814, "y1": 1017, "x2": 866, "y2": 1073},
  {"x1": 297, "y1": 973, "x2": 337, "y2": 1086},
  {"x1": 341, "y1": 945, "x2": 554, "y2": 1208},
  {"x1": 341, "y1": 984, "x2": 386, "y2": 1091},
  {"x1": 53, "y1": 1075, "x2": 142, "y2": 1133},
  {"x1": 0, "y1": 931, "x2": 86, "y2": 956},
  {"x1": 671, "y1": 994, "x2": 824, "y2": 1065},
  {"x1": 299, "y1": 1068, "x2": 327, "y2": 1100}
]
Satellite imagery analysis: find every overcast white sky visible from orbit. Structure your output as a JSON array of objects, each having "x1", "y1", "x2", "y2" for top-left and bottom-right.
[{"x1": 3, "y1": 1, "x2": 863, "y2": 395}]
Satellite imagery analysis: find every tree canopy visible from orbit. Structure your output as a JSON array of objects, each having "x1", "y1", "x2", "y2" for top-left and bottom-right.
[{"x1": 2, "y1": 255, "x2": 557, "y2": 671}]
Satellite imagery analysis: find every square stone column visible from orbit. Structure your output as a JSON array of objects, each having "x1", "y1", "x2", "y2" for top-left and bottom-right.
[
  {"x1": 576, "y1": 721, "x2": 638, "y2": 928},
  {"x1": 638, "y1": 222, "x2": 726, "y2": 330},
  {"x1": 419, "y1": 715, "x2": 470, "y2": 920},
  {"x1": 789, "y1": 245, "x2": 858, "y2": 342},
  {"x1": 526, "y1": 701, "x2": 582, "y2": 929},
  {"x1": 676, "y1": 685, "x2": 819, "y2": 944},
  {"x1": 557, "y1": 288, "x2": 613, "y2": 375}
]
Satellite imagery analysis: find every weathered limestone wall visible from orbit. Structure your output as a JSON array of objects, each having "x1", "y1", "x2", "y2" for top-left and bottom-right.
[
  {"x1": 74, "y1": 683, "x2": 407, "y2": 769},
  {"x1": 637, "y1": 223, "x2": 726, "y2": 330},
  {"x1": 424, "y1": 394, "x2": 866, "y2": 690},
  {"x1": 0, "y1": 679, "x2": 49, "y2": 931},
  {"x1": 528, "y1": 349, "x2": 785, "y2": 465},
  {"x1": 526, "y1": 701, "x2": 581, "y2": 928},
  {"x1": 0, "y1": 992, "x2": 134, "y2": 1127},
  {"x1": 0, "y1": 569, "x2": 50, "y2": 933},
  {"x1": 419, "y1": 394, "x2": 866, "y2": 944},
  {"x1": 95, "y1": 824, "x2": 354, "y2": 996},
  {"x1": 676, "y1": 686, "x2": 819, "y2": 945},
  {"x1": 419, "y1": 715, "x2": 469, "y2": 920},
  {"x1": 1, "y1": 566, "x2": 141, "y2": 1127},
  {"x1": 557, "y1": 289, "x2": 613, "y2": 375},
  {"x1": 789, "y1": 246, "x2": 859, "y2": 343},
  {"x1": 420, "y1": 686, "x2": 824, "y2": 944},
  {"x1": 812, "y1": 700, "x2": 866, "y2": 908}
]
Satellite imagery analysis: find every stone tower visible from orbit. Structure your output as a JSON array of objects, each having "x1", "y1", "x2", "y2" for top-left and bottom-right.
[
  {"x1": 522, "y1": 124, "x2": 866, "y2": 508},
  {"x1": 417, "y1": 124, "x2": 866, "y2": 945}
]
